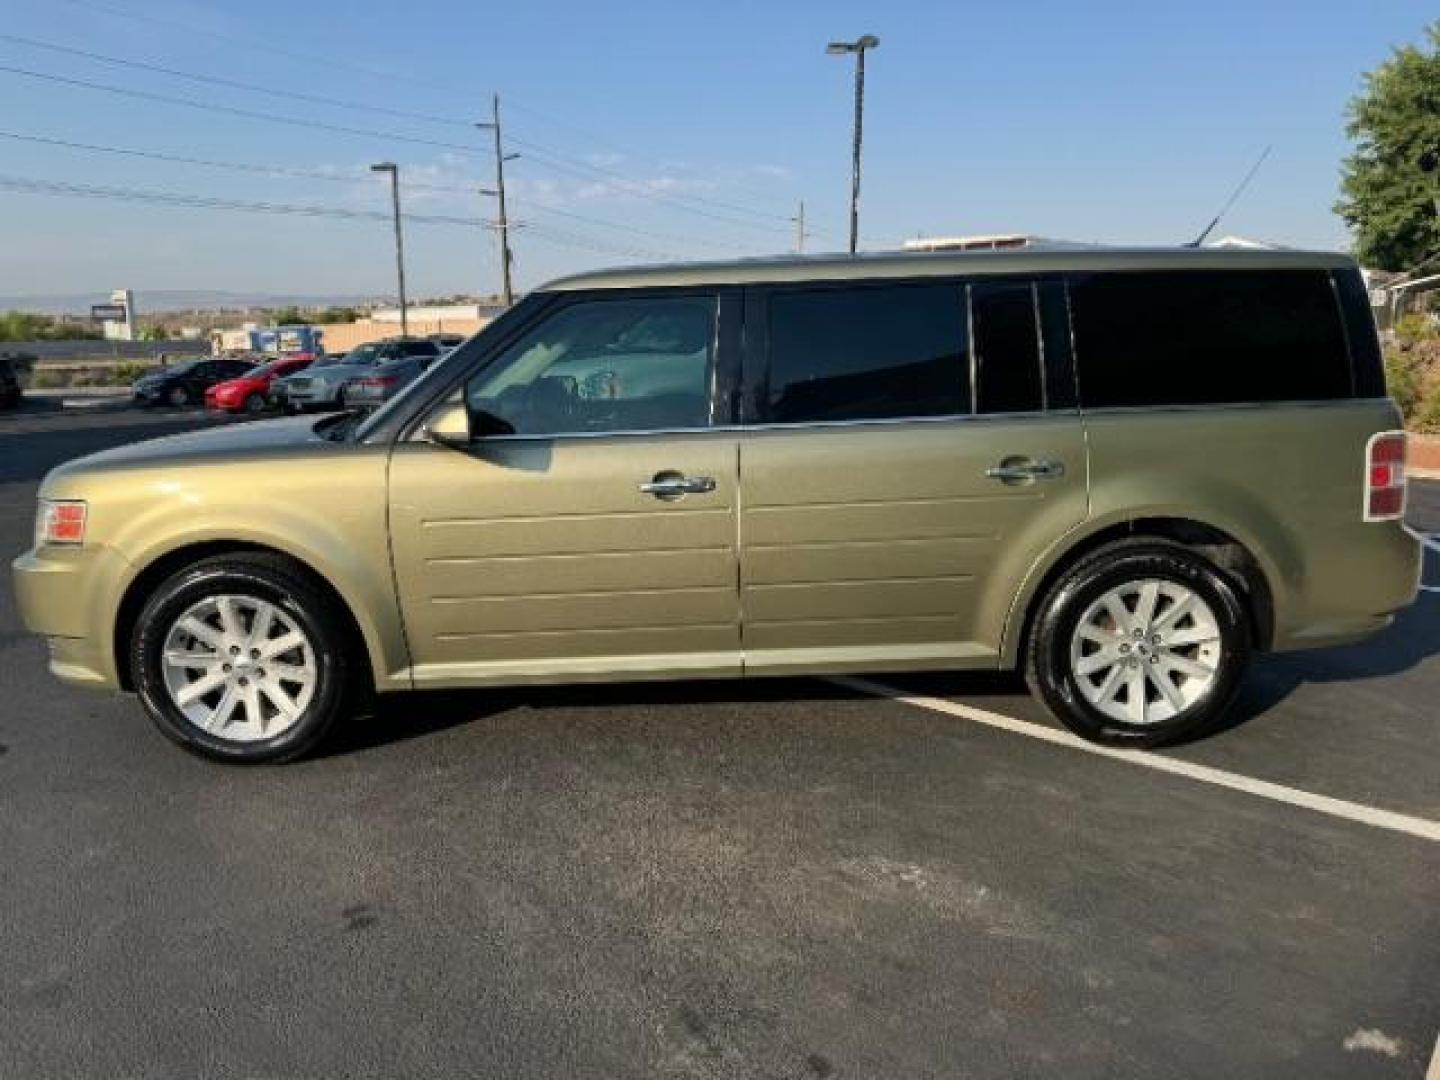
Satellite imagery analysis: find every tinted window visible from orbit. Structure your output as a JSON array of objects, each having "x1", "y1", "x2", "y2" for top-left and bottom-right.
[
  {"x1": 972, "y1": 280, "x2": 1043, "y2": 413},
  {"x1": 402, "y1": 341, "x2": 440, "y2": 357},
  {"x1": 1069, "y1": 269, "x2": 1352, "y2": 407},
  {"x1": 765, "y1": 284, "x2": 967, "y2": 423},
  {"x1": 1331, "y1": 266, "x2": 1384, "y2": 398},
  {"x1": 466, "y1": 295, "x2": 715, "y2": 435}
]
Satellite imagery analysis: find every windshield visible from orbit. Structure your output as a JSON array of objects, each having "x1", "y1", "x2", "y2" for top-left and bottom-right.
[
  {"x1": 165, "y1": 359, "x2": 205, "y2": 375},
  {"x1": 340, "y1": 344, "x2": 383, "y2": 366},
  {"x1": 243, "y1": 361, "x2": 279, "y2": 379}
]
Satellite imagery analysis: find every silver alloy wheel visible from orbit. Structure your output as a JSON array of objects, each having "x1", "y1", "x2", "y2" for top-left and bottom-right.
[
  {"x1": 160, "y1": 594, "x2": 316, "y2": 742},
  {"x1": 1069, "y1": 578, "x2": 1222, "y2": 726}
]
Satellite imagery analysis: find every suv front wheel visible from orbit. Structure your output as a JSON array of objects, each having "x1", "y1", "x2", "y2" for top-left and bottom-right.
[
  {"x1": 1026, "y1": 539, "x2": 1252, "y2": 747},
  {"x1": 130, "y1": 553, "x2": 357, "y2": 763}
]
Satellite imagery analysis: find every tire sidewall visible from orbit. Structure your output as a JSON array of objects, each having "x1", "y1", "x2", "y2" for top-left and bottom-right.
[
  {"x1": 244, "y1": 393, "x2": 265, "y2": 414},
  {"x1": 131, "y1": 563, "x2": 348, "y2": 764},
  {"x1": 168, "y1": 385, "x2": 189, "y2": 408},
  {"x1": 1031, "y1": 546, "x2": 1251, "y2": 746}
]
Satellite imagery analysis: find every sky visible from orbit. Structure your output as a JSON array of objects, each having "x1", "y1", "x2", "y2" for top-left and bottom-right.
[{"x1": 0, "y1": 0, "x2": 1435, "y2": 305}]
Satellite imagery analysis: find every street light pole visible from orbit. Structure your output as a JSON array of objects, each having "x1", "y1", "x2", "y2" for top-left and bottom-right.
[
  {"x1": 827, "y1": 34, "x2": 879, "y2": 254},
  {"x1": 478, "y1": 94, "x2": 520, "y2": 307},
  {"x1": 370, "y1": 162, "x2": 408, "y2": 336}
]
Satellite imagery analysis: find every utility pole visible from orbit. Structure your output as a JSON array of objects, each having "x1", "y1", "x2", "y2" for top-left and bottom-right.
[
  {"x1": 792, "y1": 200, "x2": 806, "y2": 253},
  {"x1": 477, "y1": 94, "x2": 519, "y2": 307},
  {"x1": 826, "y1": 35, "x2": 879, "y2": 254},
  {"x1": 369, "y1": 162, "x2": 408, "y2": 336}
]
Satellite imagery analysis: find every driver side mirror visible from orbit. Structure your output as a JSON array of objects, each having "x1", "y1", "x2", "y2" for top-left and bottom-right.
[{"x1": 423, "y1": 401, "x2": 472, "y2": 448}]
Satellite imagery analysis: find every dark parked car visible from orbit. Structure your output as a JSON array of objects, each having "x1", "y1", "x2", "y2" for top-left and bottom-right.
[
  {"x1": 0, "y1": 353, "x2": 26, "y2": 409},
  {"x1": 132, "y1": 357, "x2": 254, "y2": 408},
  {"x1": 342, "y1": 352, "x2": 442, "y2": 407}
]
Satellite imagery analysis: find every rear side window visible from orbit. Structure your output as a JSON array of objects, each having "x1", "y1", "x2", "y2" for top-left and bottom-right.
[
  {"x1": 764, "y1": 284, "x2": 968, "y2": 423},
  {"x1": 1331, "y1": 266, "x2": 1386, "y2": 398},
  {"x1": 1069, "y1": 269, "x2": 1352, "y2": 407}
]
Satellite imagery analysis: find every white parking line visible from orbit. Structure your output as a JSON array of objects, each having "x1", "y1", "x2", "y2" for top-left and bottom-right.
[
  {"x1": 832, "y1": 675, "x2": 1440, "y2": 844},
  {"x1": 1404, "y1": 525, "x2": 1440, "y2": 594}
]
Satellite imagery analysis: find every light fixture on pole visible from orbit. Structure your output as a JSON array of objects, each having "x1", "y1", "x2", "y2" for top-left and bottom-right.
[
  {"x1": 825, "y1": 34, "x2": 879, "y2": 255},
  {"x1": 369, "y1": 162, "x2": 408, "y2": 337},
  {"x1": 477, "y1": 93, "x2": 521, "y2": 307}
]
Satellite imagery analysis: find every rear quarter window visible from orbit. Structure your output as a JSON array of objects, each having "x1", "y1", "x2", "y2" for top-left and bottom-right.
[{"x1": 1069, "y1": 269, "x2": 1353, "y2": 408}]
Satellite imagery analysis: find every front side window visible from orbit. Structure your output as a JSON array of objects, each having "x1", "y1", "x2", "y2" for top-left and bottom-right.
[
  {"x1": 764, "y1": 283, "x2": 968, "y2": 423},
  {"x1": 465, "y1": 295, "x2": 716, "y2": 436},
  {"x1": 1069, "y1": 269, "x2": 1353, "y2": 408}
]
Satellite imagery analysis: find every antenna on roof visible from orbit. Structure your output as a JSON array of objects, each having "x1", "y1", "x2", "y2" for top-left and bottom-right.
[{"x1": 1187, "y1": 145, "x2": 1272, "y2": 248}]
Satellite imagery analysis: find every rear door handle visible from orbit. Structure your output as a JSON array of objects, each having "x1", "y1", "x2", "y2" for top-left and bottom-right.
[
  {"x1": 639, "y1": 473, "x2": 717, "y2": 500},
  {"x1": 985, "y1": 459, "x2": 1066, "y2": 483}
]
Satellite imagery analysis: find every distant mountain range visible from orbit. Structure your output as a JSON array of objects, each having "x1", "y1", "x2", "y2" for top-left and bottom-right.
[{"x1": 0, "y1": 290, "x2": 385, "y2": 315}]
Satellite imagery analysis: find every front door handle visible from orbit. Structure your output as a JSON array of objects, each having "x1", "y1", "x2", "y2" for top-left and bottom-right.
[
  {"x1": 639, "y1": 472, "x2": 717, "y2": 500},
  {"x1": 985, "y1": 458, "x2": 1066, "y2": 483}
]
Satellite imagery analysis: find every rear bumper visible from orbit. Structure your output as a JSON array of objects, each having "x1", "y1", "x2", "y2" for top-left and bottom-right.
[
  {"x1": 1270, "y1": 522, "x2": 1422, "y2": 653},
  {"x1": 11, "y1": 544, "x2": 131, "y2": 690}
]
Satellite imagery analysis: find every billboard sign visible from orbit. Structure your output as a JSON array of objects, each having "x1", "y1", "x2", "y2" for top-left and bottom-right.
[{"x1": 90, "y1": 303, "x2": 127, "y2": 322}]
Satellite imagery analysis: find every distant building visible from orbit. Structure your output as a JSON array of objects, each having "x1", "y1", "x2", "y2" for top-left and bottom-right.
[
  {"x1": 901, "y1": 234, "x2": 1098, "y2": 252},
  {"x1": 322, "y1": 303, "x2": 501, "y2": 353}
]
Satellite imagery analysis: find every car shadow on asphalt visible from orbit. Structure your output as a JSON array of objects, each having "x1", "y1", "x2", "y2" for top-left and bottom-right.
[
  {"x1": 322, "y1": 588, "x2": 1440, "y2": 759},
  {"x1": 1205, "y1": 589, "x2": 1440, "y2": 739},
  {"x1": 319, "y1": 671, "x2": 1032, "y2": 759}
]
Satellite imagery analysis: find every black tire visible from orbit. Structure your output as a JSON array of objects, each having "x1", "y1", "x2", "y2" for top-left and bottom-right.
[
  {"x1": 1025, "y1": 538, "x2": 1252, "y2": 748},
  {"x1": 129, "y1": 553, "x2": 359, "y2": 764},
  {"x1": 243, "y1": 392, "x2": 266, "y2": 415},
  {"x1": 167, "y1": 385, "x2": 190, "y2": 408}
]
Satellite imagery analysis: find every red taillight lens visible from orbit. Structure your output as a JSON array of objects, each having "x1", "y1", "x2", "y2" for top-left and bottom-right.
[
  {"x1": 358, "y1": 377, "x2": 397, "y2": 389},
  {"x1": 1364, "y1": 431, "x2": 1407, "y2": 521}
]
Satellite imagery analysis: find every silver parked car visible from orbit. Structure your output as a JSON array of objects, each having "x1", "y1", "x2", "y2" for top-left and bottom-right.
[{"x1": 278, "y1": 339, "x2": 441, "y2": 412}]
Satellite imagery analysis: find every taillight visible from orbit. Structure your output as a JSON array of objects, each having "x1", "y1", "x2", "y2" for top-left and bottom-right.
[
  {"x1": 358, "y1": 376, "x2": 397, "y2": 389},
  {"x1": 1364, "y1": 431, "x2": 1407, "y2": 521},
  {"x1": 35, "y1": 499, "x2": 87, "y2": 546}
]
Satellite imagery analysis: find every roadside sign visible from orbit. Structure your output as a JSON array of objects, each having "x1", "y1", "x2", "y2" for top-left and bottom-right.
[{"x1": 90, "y1": 303, "x2": 127, "y2": 322}]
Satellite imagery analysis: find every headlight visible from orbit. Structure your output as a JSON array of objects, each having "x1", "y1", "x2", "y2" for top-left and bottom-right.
[{"x1": 35, "y1": 499, "x2": 87, "y2": 547}]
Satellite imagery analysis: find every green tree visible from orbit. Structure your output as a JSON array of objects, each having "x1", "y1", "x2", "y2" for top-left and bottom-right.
[{"x1": 1336, "y1": 21, "x2": 1440, "y2": 271}]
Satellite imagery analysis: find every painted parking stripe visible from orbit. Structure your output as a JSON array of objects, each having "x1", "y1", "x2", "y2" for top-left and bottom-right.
[
  {"x1": 831, "y1": 675, "x2": 1440, "y2": 844},
  {"x1": 1404, "y1": 525, "x2": 1440, "y2": 594}
]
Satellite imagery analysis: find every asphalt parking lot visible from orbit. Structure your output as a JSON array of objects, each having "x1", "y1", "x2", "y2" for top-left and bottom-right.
[{"x1": 1, "y1": 407, "x2": 1437, "y2": 1078}]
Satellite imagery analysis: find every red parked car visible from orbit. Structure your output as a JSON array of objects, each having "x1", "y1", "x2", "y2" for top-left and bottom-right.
[{"x1": 205, "y1": 355, "x2": 314, "y2": 415}]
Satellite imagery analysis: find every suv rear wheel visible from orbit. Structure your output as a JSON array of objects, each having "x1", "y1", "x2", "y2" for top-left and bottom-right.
[
  {"x1": 129, "y1": 553, "x2": 357, "y2": 763},
  {"x1": 1026, "y1": 539, "x2": 1252, "y2": 747}
]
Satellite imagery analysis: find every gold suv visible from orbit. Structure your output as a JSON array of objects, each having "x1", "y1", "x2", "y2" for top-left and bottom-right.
[{"x1": 12, "y1": 248, "x2": 1421, "y2": 763}]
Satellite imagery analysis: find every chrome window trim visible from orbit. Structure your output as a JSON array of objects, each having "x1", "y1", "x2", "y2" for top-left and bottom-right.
[{"x1": 406, "y1": 395, "x2": 1393, "y2": 445}]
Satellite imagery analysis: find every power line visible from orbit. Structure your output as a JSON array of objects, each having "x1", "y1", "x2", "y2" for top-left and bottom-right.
[
  {"x1": 0, "y1": 64, "x2": 487, "y2": 154},
  {"x1": 0, "y1": 173, "x2": 681, "y2": 260},
  {"x1": 0, "y1": 31, "x2": 475, "y2": 130},
  {"x1": 53, "y1": 0, "x2": 479, "y2": 100},
  {"x1": 507, "y1": 134, "x2": 794, "y2": 223},
  {"x1": 0, "y1": 129, "x2": 757, "y2": 252},
  {"x1": 0, "y1": 61, "x2": 795, "y2": 238},
  {"x1": 36, "y1": 2, "x2": 810, "y2": 229}
]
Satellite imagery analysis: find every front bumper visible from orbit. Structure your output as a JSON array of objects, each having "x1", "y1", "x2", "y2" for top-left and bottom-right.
[{"x1": 11, "y1": 543, "x2": 132, "y2": 690}]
